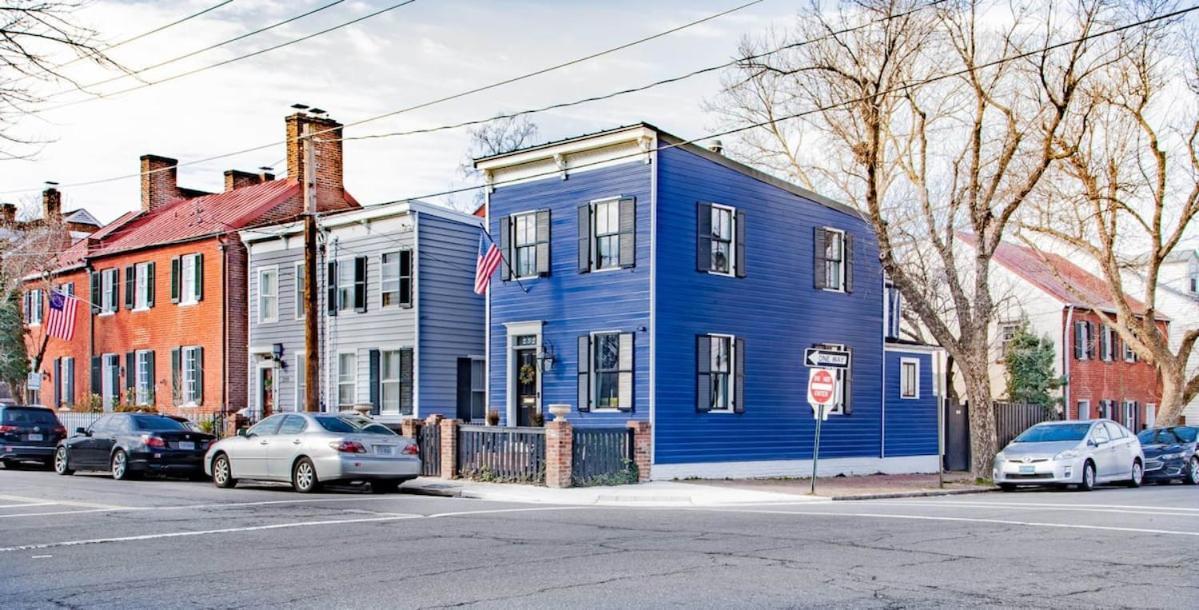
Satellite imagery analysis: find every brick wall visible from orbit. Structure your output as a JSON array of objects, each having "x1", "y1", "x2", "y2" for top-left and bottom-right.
[
  {"x1": 23, "y1": 268, "x2": 90, "y2": 408},
  {"x1": 1065, "y1": 309, "x2": 1164, "y2": 429},
  {"x1": 224, "y1": 239, "x2": 249, "y2": 411}
]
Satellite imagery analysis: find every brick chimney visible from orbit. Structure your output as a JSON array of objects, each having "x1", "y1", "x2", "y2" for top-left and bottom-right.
[
  {"x1": 223, "y1": 169, "x2": 271, "y2": 192},
  {"x1": 42, "y1": 187, "x2": 62, "y2": 222},
  {"x1": 285, "y1": 112, "x2": 346, "y2": 212},
  {"x1": 140, "y1": 154, "x2": 183, "y2": 212},
  {"x1": 0, "y1": 203, "x2": 15, "y2": 226}
]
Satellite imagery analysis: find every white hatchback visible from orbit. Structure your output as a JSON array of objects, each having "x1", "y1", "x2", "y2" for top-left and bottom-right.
[{"x1": 993, "y1": 419, "x2": 1143, "y2": 491}]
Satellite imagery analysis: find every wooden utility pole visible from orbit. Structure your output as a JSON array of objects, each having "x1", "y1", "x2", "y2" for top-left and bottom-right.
[{"x1": 302, "y1": 123, "x2": 320, "y2": 412}]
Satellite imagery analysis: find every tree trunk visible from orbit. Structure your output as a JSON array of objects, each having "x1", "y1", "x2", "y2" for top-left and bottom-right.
[
  {"x1": 961, "y1": 349, "x2": 997, "y2": 480},
  {"x1": 1156, "y1": 368, "x2": 1187, "y2": 428}
]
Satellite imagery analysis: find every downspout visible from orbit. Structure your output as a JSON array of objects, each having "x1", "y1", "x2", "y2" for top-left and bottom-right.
[
  {"x1": 220, "y1": 237, "x2": 229, "y2": 414},
  {"x1": 880, "y1": 278, "x2": 887, "y2": 460},
  {"x1": 1063, "y1": 305, "x2": 1074, "y2": 419},
  {"x1": 86, "y1": 261, "x2": 94, "y2": 405}
]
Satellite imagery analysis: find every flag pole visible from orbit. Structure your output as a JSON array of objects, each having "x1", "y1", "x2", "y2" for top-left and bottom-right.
[
  {"x1": 482, "y1": 229, "x2": 528, "y2": 294},
  {"x1": 51, "y1": 288, "x2": 98, "y2": 312}
]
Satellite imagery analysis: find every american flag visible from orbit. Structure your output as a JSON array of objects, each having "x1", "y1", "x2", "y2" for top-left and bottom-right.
[
  {"x1": 46, "y1": 290, "x2": 79, "y2": 341},
  {"x1": 474, "y1": 232, "x2": 502, "y2": 295}
]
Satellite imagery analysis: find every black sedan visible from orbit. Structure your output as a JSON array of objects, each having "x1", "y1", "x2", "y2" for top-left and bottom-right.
[
  {"x1": 0, "y1": 405, "x2": 67, "y2": 468},
  {"x1": 1136, "y1": 426, "x2": 1198, "y2": 485},
  {"x1": 54, "y1": 413, "x2": 215, "y2": 480}
]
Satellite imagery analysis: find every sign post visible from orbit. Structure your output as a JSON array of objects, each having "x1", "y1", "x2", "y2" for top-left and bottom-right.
[{"x1": 807, "y1": 368, "x2": 836, "y2": 495}]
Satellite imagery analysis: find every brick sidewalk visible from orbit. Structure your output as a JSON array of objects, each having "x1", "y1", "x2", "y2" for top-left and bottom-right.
[{"x1": 685, "y1": 471, "x2": 993, "y2": 499}]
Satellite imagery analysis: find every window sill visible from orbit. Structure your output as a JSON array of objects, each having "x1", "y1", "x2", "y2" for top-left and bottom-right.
[
  {"x1": 259, "y1": 318, "x2": 278, "y2": 325},
  {"x1": 900, "y1": 396, "x2": 919, "y2": 400},
  {"x1": 97, "y1": 312, "x2": 115, "y2": 317},
  {"x1": 705, "y1": 409, "x2": 736, "y2": 414},
  {"x1": 589, "y1": 408, "x2": 624, "y2": 414},
  {"x1": 820, "y1": 287, "x2": 847, "y2": 294},
  {"x1": 706, "y1": 270, "x2": 736, "y2": 278},
  {"x1": 589, "y1": 266, "x2": 627, "y2": 274},
  {"x1": 178, "y1": 301, "x2": 199, "y2": 307}
]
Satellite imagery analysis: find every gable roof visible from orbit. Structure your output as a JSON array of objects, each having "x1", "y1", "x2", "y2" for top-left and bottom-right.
[{"x1": 63, "y1": 209, "x2": 102, "y2": 227}]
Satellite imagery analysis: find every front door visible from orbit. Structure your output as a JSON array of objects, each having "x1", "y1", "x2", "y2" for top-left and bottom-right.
[
  {"x1": 514, "y1": 347, "x2": 538, "y2": 427},
  {"x1": 258, "y1": 364, "x2": 276, "y2": 418},
  {"x1": 101, "y1": 355, "x2": 119, "y2": 411}
]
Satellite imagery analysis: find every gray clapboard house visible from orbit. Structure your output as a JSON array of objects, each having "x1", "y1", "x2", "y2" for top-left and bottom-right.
[{"x1": 241, "y1": 201, "x2": 485, "y2": 425}]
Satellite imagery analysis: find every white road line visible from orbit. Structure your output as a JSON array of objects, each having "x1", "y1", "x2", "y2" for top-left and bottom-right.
[
  {"x1": 0, "y1": 494, "x2": 440, "y2": 519},
  {"x1": 848, "y1": 498, "x2": 1199, "y2": 512},
  {"x1": 681, "y1": 507, "x2": 1199, "y2": 537},
  {"x1": 0, "y1": 494, "x2": 122, "y2": 510},
  {"x1": 0, "y1": 502, "x2": 60, "y2": 510},
  {"x1": 845, "y1": 500, "x2": 1199, "y2": 518}
]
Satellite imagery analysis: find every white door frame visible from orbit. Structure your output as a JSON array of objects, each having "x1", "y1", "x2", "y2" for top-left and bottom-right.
[
  {"x1": 101, "y1": 353, "x2": 118, "y2": 412},
  {"x1": 504, "y1": 321, "x2": 542, "y2": 428}
]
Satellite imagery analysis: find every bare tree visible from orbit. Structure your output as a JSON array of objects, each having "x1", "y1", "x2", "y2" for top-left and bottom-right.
[
  {"x1": 707, "y1": 0, "x2": 1124, "y2": 477},
  {"x1": 447, "y1": 115, "x2": 540, "y2": 212},
  {"x1": 1021, "y1": 3, "x2": 1199, "y2": 426}
]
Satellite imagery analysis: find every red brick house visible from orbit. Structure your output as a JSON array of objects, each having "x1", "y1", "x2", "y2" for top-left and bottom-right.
[
  {"x1": 976, "y1": 237, "x2": 1166, "y2": 430},
  {"x1": 23, "y1": 111, "x2": 357, "y2": 416}
]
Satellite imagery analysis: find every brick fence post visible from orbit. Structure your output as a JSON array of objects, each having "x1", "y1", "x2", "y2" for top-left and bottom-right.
[
  {"x1": 544, "y1": 419, "x2": 573, "y2": 488},
  {"x1": 401, "y1": 417, "x2": 421, "y2": 440},
  {"x1": 627, "y1": 420, "x2": 651, "y2": 482},
  {"x1": 437, "y1": 416, "x2": 457, "y2": 479},
  {"x1": 223, "y1": 413, "x2": 244, "y2": 439}
]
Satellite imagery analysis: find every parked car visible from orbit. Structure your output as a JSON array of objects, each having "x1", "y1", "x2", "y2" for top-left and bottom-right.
[
  {"x1": 0, "y1": 405, "x2": 67, "y2": 468},
  {"x1": 1136, "y1": 426, "x2": 1199, "y2": 485},
  {"x1": 339, "y1": 413, "x2": 398, "y2": 436},
  {"x1": 993, "y1": 419, "x2": 1144, "y2": 491},
  {"x1": 54, "y1": 413, "x2": 215, "y2": 480},
  {"x1": 204, "y1": 413, "x2": 419, "y2": 493}
]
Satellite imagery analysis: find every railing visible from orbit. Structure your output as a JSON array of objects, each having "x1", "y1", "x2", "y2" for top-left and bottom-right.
[
  {"x1": 994, "y1": 401, "x2": 1057, "y2": 448},
  {"x1": 418, "y1": 424, "x2": 441, "y2": 477},
  {"x1": 56, "y1": 411, "x2": 103, "y2": 433},
  {"x1": 457, "y1": 425, "x2": 545, "y2": 483},
  {"x1": 572, "y1": 427, "x2": 635, "y2": 486}
]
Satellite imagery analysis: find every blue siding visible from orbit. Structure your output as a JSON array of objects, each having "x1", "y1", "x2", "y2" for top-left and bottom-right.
[
  {"x1": 417, "y1": 212, "x2": 486, "y2": 418},
  {"x1": 883, "y1": 349, "x2": 938, "y2": 457},
  {"x1": 653, "y1": 146, "x2": 885, "y2": 465},
  {"x1": 488, "y1": 162, "x2": 652, "y2": 425}
]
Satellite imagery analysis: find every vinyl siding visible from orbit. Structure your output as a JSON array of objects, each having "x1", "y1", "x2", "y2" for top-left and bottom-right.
[
  {"x1": 883, "y1": 349, "x2": 938, "y2": 457},
  {"x1": 653, "y1": 146, "x2": 885, "y2": 465},
  {"x1": 246, "y1": 246, "x2": 306, "y2": 413},
  {"x1": 488, "y1": 161, "x2": 652, "y2": 425}
]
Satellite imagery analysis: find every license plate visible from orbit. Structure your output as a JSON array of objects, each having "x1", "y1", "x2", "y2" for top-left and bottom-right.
[
  {"x1": 1019, "y1": 465, "x2": 1035, "y2": 474},
  {"x1": 374, "y1": 445, "x2": 393, "y2": 456},
  {"x1": 177, "y1": 441, "x2": 195, "y2": 451},
  {"x1": 27, "y1": 433, "x2": 43, "y2": 442}
]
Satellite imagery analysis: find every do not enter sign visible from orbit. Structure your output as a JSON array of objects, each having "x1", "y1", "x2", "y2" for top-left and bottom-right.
[{"x1": 808, "y1": 368, "x2": 836, "y2": 406}]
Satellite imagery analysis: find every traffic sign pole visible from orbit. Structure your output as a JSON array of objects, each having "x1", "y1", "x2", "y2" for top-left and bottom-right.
[{"x1": 810, "y1": 403, "x2": 824, "y2": 495}]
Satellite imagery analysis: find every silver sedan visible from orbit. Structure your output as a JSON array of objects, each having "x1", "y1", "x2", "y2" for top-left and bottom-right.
[
  {"x1": 993, "y1": 419, "x2": 1144, "y2": 491},
  {"x1": 204, "y1": 413, "x2": 420, "y2": 493}
]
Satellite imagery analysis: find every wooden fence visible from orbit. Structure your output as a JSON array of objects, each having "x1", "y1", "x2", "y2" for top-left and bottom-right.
[
  {"x1": 993, "y1": 401, "x2": 1058, "y2": 448},
  {"x1": 571, "y1": 427, "x2": 634, "y2": 486},
  {"x1": 457, "y1": 425, "x2": 546, "y2": 483}
]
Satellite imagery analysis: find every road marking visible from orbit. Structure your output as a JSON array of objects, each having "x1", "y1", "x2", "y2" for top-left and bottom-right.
[
  {"x1": 0, "y1": 502, "x2": 60, "y2": 509},
  {"x1": 681, "y1": 507, "x2": 1199, "y2": 537},
  {"x1": 853, "y1": 498, "x2": 1199, "y2": 513},
  {"x1": 0, "y1": 494, "x2": 122, "y2": 510},
  {"x1": 850, "y1": 500, "x2": 1199, "y2": 518},
  {"x1": 30, "y1": 555, "x2": 52, "y2": 559},
  {"x1": 0, "y1": 494, "x2": 440, "y2": 519}
]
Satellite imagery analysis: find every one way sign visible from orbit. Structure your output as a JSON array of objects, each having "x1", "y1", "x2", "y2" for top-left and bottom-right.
[{"x1": 804, "y1": 348, "x2": 850, "y2": 369}]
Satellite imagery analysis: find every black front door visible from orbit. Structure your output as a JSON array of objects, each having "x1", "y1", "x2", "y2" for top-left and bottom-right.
[{"x1": 514, "y1": 348, "x2": 537, "y2": 427}]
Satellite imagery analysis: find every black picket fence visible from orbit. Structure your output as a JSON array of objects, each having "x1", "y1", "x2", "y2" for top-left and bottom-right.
[
  {"x1": 571, "y1": 427, "x2": 635, "y2": 486},
  {"x1": 418, "y1": 423, "x2": 441, "y2": 476},
  {"x1": 457, "y1": 425, "x2": 545, "y2": 483}
]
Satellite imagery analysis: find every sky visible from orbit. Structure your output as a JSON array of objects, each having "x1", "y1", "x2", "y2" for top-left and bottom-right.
[{"x1": 0, "y1": 0, "x2": 793, "y2": 222}]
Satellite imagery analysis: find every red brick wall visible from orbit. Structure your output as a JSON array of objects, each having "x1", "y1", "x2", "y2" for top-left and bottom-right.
[
  {"x1": 224, "y1": 239, "x2": 248, "y2": 412},
  {"x1": 24, "y1": 268, "x2": 90, "y2": 408},
  {"x1": 1064, "y1": 309, "x2": 1164, "y2": 430}
]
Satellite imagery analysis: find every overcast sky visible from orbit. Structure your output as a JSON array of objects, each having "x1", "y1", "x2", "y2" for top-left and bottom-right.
[{"x1": 0, "y1": 0, "x2": 790, "y2": 222}]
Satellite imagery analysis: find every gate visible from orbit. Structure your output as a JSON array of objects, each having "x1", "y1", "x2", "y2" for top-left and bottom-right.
[
  {"x1": 944, "y1": 400, "x2": 969, "y2": 471},
  {"x1": 571, "y1": 427, "x2": 635, "y2": 486},
  {"x1": 418, "y1": 423, "x2": 440, "y2": 477}
]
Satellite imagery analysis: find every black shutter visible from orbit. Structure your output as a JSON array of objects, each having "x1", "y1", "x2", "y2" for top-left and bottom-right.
[
  {"x1": 125, "y1": 352, "x2": 135, "y2": 393},
  {"x1": 696, "y1": 335, "x2": 711, "y2": 413},
  {"x1": 1099, "y1": 326, "x2": 1109, "y2": 361},
  {"x1": 577, "y1": 203, "x2": 591, "y2": 273},
  {"x1": 1086, "y1": 322, "x2": 1096, "y2": 359},
  {"x1": 91, "y1": 356, "x2": 102, "y2": 396},
  {"x1": 22, "y1": 291, "x2": 28, "y2": 323},
  {"x1": 368, "y1": 349, "x2": 380, "y2": 415},
  {"x1": 734, "y1": 209, "x2": 747, "y2": 278},
  {"x1": 327, "y1": 261, "x2": 338, "y2": 316},
  {"x1": 400, "y1": 250, "x2": 413, "y2": 308},
  {"x1": 844, "y1": 234, "x2": 854, "y2": 293},
  {"x1": 53, "y1": 358, "x2": 61, "y2": 408},
  {"x1": 170, "y1": 257, "x2": 180, "y2": 303},
  {"x1": 147, "y1": 262, "x2": 156, "y2": 308},
  {"x1": 124, "y1": 266, "x2": 134, "y2": 309},
  {"x1": 456, "y1": 358, "x2": 473, "y2": 421},
  {"x1": 842, "y1": 348, "x2": 854, "y2": 416},
  {"x1": 354, "y1": 256, "x2": 367, "y2": 313},
  {"x1": 195, "y1": 347, "x2": 204, "y2": 405},
  {"x1": 617, "y1": 332, "x2": 634, "y2": 412},
  {"x1": 111, "y1": 269, "x2": 120, "y2": 311},
  {"x1": 499, "y1": 217, "x2": 511, "y2": 281},
  {"x1": 535, "y1": 209, "x2": 551, "y2": 277},
  {"x1": 146, "y1": 351, "x2": 155, "y2": 405},
  {"x1": 1073, "y1": 322, "x2": 1083, "y2": 359},
  {"x1": 618, "y1": 197, "x2": 636, "y2": 268},
  {"x1": 400, "y1": 349, "x2": 413, "y2": 416},
  {"x1": 194, "y1": 254, "x2": 204, "y2": 302},
  {"x1": 813, "y1": 228, "x2": 828, "y2": 289},
  {"x1": 734, "y1": 337, "x2": 746, "y2": 414},
  {"x1": 577, "y1": 335, "x2": 591, "y2": 412},
  {"x1": 697, "y1": 203, "x2": 712, "y2": 272},
  {"x1": 171, "y1": 348, "x2": 180, "y2": 405}
]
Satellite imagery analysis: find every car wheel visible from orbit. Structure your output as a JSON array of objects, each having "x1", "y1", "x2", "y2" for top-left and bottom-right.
[
  {"x1": 1078, "y1": 461, "x2": 1096, "y2": 491},
  {"x1": 292, "y1": 457, "x2": 320, "y2": 494},
  {"x1": 53, "y1": 446, "x2": 73, "y2": 476},
  {"x1": 111, "y1": 449, "x2": 136, "y2": 481},
  {"x1": 998, "y1": 483, "x2": 1016, "y2": 492},
  {"x1": 1126, "y1": 460, "x2": 1143, "y2": 488},
  {"x1": 211, "y1": 454, "x2": 237, "y2": 488},
  {"x1": 1185, "y1": 457, "x2": 1199, "y2": 485},
  {"x1": 370, "y1": 480, "x2": 400, "y2": 494}
]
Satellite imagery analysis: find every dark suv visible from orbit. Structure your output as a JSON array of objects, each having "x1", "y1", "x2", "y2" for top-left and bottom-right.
[
  {"x1": 55, "y1": 413, "x2": 215, "y2": 480},
  {"x1": 0, "y1": 405, "x2": 67, "y2": 468}
]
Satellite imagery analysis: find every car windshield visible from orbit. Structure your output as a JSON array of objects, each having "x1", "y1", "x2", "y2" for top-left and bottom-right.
[
  {"x1": 349, "y1": 421, "x2": 397, "y2": 436},
  {"x1": 131, "y1": 415, "x2": 187, "y2": 431},
  {"x1": 1013, "y1": 423, "x2": 1091, "y2": 443},
  {"x1": 1173, "y1": 427, "x2": 1197, "y2": 443},
  {"x1": 315, "y1": 417, "x2": 358, "y2": 433},
  {"x1": 1, "y1": 408, "x2": 57, "y2": 426}
]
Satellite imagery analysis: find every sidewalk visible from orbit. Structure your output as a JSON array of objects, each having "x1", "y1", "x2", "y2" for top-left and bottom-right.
[
  {"x1": 402, "y1": 478, "x2": 828, "y2": 507},
  {"x1": 687, "y1": 471, "x2": 995, "y2": 500}
]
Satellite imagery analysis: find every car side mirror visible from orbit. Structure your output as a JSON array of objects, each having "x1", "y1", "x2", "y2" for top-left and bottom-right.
[
  {"x1": 75, "y1": 427, "x2": 89, "y2": 436},
  {"x1": 1087, "y1": 439, "x2": 1098, "y2": 447},
  {"x1": 237, "y1": 428, "x2": 250, "y2": 438}
]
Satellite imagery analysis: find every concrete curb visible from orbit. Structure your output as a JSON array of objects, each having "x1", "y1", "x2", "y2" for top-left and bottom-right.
[{"x1": 829, "y1": 487, "x2": 998, "y2": 501}]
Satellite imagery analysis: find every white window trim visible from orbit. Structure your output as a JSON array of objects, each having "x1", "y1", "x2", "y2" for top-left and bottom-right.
[
  {"x1": 60, "y1": 356, "x2": 74, "y2": 406},
  {"x1": 132, "y1": 262, "x2": 151, "y2": 312},
  {"x1": 1077, "y1": 322, "x2": 1091, "y2": 360},
  {"x1": 294, "y1": 350, "x2": 307, "y2": 412},
  {"x1": 589, "y1": 328, "x2": 626, "y2": 413},
  {"x1": 590, "y1": 197, "x2": 624, "y2": 274},
  {"x1": 504, "y1": 321, "x2": 543, "y2": 426},
  {"x1": 336, "y1": 257, "x2": 355, "y2": 312},
  {"x1": 706, "y1": 333, "x2": 737, "y2": 413},
  {"x1": 180, "y1": 254, "x2": 200, "y2": 306},
  {"x1": 100, "y1": 269, "x2": 117, "y2": 315},
  {"x1": 337, "y1": 351, "x2": 357, "y2": 407},
  {"x1": 134, "y1": 349, "x2": 153, "y2": 405},
  {"x1": 1077, "y1": 399, "x2": 1091, "y2": 420},
  {"x1": 821, "y1": 227, "x2": 847, "y2": 293},
  {"x1": 28, "y1": 289, "x2": 43, "y2": 325},
  {"x1": 257, "y1": 265, "x2": 279, "y2": 324},
  {"x1": 707, "y1": 204, "x2": 737, "y2": 277},
  {"x1": 511, "y1": 211, "x2": 541, "y2": 281},
  {"x1": 181, "y1": 346, "x2": 202, "y2": 406},
  {"x1": 294, "y1": 261, "x2": 306, "y2": 321},
  {"x1": 899, "y1": 357, "x2": 920, "y2": 400}
]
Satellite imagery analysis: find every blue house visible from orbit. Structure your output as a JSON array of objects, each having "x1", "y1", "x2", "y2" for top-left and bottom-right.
[{"x1": 476, "y1": 124, "x2": 942, "y2": 478}]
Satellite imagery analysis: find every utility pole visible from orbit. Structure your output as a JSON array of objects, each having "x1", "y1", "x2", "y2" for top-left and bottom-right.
[{"x1": 302, "y1": 123, "x2": 320, "y2": 412}]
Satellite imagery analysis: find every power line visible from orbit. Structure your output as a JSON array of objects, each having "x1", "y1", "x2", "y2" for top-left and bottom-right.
[
  {"x1": 35, "y1": 0, "x2": 418, "y2": 114},
  {"x1": 49, "y1": 0, "x2": 347, "y2": 98},
  {"x1": 1, "y1": 0, "x2": 760, "y2": 196}
]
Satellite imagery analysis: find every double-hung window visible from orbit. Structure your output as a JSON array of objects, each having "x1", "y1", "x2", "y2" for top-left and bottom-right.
[
  {"x1": 327, "y1": 257, "x2": 367, "y2": 314},
  {"x1": 998, "y1": 322, "x2": 1020, "y2": 357},
  {"x1": 378, "y1": 349, "x2": 413, "y2": 415},
  {"x1": 338, "y1": 353, "x2": 357, "y2": 407},
  {"x1": 27, "y1": 289, "x2": 43, "y2": 325},
  {"x1": 258, "y1": 267, "x2": 278, "y2": 323},
  {"x1": 381, "y1": 250, "x2": 412, "y2": 308},
  {"x1": 696, "y1": 334, "x2": 745, "y2": 413},
  {"x1": 593, "y1": 200, "x2": 620, "y2": 271},
  {"x1": 513, "y1": 213, "x2": 538, "y2": 278},
  {"x1": 1099, "y1": 325, "x2": 1117, "y2": 362},
  {"x1": 1074, "y1": 321, "x2": 1094, "y2": 360},
  {"x1": 697, "y1": 202, "x2": 746, "y2": 277},
  {"x1": 178, "y1": 254, "x2": 202, "y2": 305},
  {"x1": 60, "y1": 356, "x2": 74, "y2": 407},
  {"x1": 338, "y1": 260, "x2": 354, "y2": 312},
  {"x1": 1123, "y1": 340, "x2": 1137, "y2": 363},
  {"x1": 294, "y1": 352, "x2": 306, "y2": 411},
  {"x1": 577, "y1": 332, "x2": 634, "y2": 412},
  {"x1": 815, "y1": 228, "x2": 850, "y2": 292},
  {"x1": 134, "y1": 262, "x2": 153, "y2": 310},
  {"x1": 294, "y1": 262, "x2": 305, "y2": 320},
  {"x1": 710, "y1": 206, "x2": 734, "y2": 274},
  {"x1": 578, "y1": 197, "x2": 635, "y2": 273},
  {"x1": 173, "y1": 346, "x2": 202, "y2": 405},
  {"x1": 101, "y1": 269, "x2": 118, "y2": 313},
  {"x1": 900, "y1": 358, "x2": 920, "y2": 399},
  {"x1": 501, "y1": 210, "x2": 550, "y2": 280},
  {"x1": 135, "y1": 350, "x2": 153, "y2": 405}
]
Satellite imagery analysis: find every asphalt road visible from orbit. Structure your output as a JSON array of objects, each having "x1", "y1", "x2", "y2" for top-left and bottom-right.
[{"x1": 0, "y1": 467, "x2": 1195, "y2": 609}]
